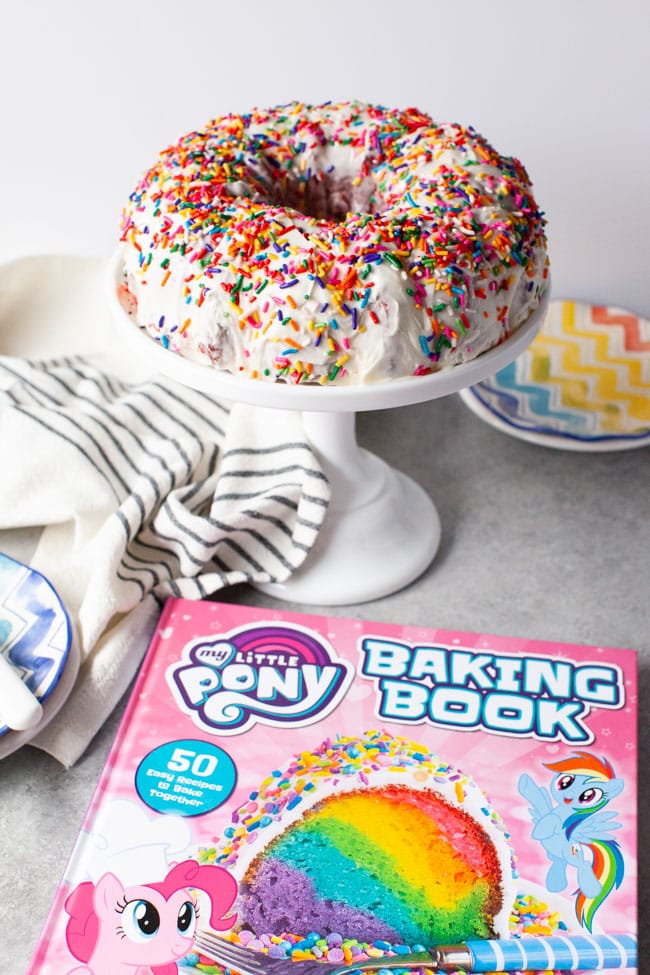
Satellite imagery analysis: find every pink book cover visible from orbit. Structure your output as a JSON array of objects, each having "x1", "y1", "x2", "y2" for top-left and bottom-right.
[{"x1": 28, "y1": 599, "x2": 638, "y2": 975}]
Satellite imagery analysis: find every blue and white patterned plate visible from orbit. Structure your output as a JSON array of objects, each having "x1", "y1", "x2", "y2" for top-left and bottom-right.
[{"x1": 0, "y1": 552, "x2": 73, "y2": 738}]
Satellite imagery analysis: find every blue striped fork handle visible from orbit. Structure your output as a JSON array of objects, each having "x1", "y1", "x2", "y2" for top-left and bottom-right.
[
  {"x1": 442, "y1": 933, "x2": 637, "y2": 972},
  {"x1": 194, "y1": 931, "x2": 637, "y2": 974}
]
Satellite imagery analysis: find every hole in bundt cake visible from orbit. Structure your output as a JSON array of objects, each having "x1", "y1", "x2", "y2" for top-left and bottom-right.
[{"x1": 245, "y1": 157, "x2": 380, "y2": 223}]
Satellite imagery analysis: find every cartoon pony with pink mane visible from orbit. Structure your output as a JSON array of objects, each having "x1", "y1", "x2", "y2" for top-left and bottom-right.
[
  {"x1": 64, "y1": 858, "x2": 237, "y2": 975},
  {"x1": 518, "y1": 751, "x2": 624, "y2": 931}
]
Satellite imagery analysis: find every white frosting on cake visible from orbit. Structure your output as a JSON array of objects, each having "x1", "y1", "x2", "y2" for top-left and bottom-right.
[{"x1": 120, "y1": 101, "x2": 548, "y2": 385}]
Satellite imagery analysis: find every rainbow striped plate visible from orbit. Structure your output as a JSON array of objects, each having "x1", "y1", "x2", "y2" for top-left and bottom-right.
[{"x1": 459, "y1": 301, "x2": 650, "y2": 451}]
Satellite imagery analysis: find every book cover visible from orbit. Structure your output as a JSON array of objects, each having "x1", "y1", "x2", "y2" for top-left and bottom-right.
[{"x1": 28, "y1": 599, "x2": 637, "y2": 974}]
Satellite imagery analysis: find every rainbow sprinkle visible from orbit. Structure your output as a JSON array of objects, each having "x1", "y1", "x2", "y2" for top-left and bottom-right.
[{"x1": 121, "y1": 102, "x2": 549, "y2": 385}]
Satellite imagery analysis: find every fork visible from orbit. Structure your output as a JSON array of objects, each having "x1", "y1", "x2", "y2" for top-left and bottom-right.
[{"x1": 193, "y1": 930, "x2": 637, "y2": 974}]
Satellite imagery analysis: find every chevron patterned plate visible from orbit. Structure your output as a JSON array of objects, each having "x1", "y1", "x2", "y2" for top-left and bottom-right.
[
  {"x1": 0, "y1": 553, "x2": 73, "y2": 738},
  {"x1": 459, "y1": 300, "x2": 650, "y2": 450}
]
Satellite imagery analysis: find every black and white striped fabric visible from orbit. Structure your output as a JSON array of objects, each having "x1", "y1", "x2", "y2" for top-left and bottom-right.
[{"x1": 0, "y1": 353, "x2": 329, "y2": 764}]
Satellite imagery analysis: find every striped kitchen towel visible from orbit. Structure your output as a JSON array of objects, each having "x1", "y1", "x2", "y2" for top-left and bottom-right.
[{"x1": 0, "y1": 354, "x2": 329, "y2": 765}]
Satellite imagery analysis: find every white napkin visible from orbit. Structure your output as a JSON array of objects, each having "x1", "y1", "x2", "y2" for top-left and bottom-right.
[{"x1": 0, "y1": 256, "x2": 329, "y2": 766}]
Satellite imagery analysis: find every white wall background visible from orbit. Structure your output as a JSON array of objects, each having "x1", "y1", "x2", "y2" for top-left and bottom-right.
[{"x1": 2, "y1": 0, "x2": 649, "y2": 315}]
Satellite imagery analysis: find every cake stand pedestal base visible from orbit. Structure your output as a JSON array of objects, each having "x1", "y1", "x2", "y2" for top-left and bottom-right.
[
  {"x1": 108, "y1": 251, "x2": 548, "y2": 607},
  {"x1": 256, "y1": 411, "x2": 440, "y2": 605}
]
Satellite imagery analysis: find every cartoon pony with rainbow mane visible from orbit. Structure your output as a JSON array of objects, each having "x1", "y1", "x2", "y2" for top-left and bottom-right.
[{"x1": 518, "y1": 751, "x2": 624, "y2": 931}]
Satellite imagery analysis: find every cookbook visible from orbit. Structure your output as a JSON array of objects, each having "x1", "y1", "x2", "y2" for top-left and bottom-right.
[{"x1": 28, "y1": 599, "x2": 637, "y2": 974}]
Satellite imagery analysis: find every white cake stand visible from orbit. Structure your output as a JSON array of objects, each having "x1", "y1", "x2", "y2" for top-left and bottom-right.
[{"x1": 107, "y1": 254, "x2": 548, "y2": 605}]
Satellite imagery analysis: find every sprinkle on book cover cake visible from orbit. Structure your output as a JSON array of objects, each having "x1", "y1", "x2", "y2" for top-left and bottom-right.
[{"x1": 201, "y1": 730, "x2": 516, "y2": 948}]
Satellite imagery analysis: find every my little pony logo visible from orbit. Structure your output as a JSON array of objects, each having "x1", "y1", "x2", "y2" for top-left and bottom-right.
[
  {"x1": 168, "y1": 623, "x2": 354, "y2": 735},
  {"x1": 64, "y1": 859, "x2": 237, "y2": 975},
  {"x1": 518, "y1": 751, "x2": 624, "y2": 931}
]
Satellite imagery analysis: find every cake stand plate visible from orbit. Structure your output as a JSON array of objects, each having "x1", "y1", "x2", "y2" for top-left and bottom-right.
[{"x1": 108, "y1": 254, "x2": 549, "y2": 604}]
